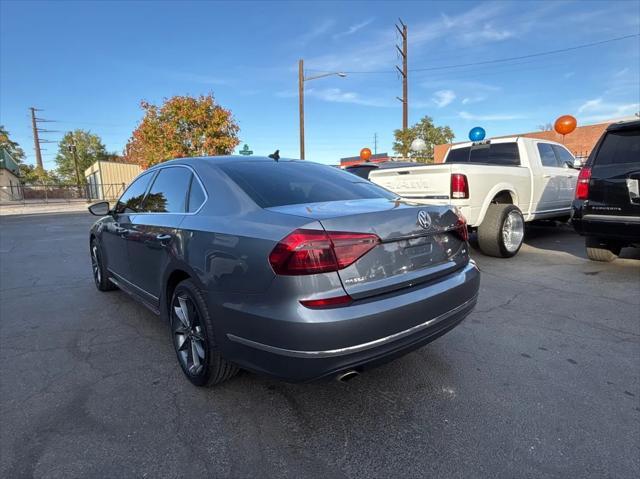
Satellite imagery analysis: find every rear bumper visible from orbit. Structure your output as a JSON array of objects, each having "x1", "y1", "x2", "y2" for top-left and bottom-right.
[
  {"x1": 215, "y1": 261, "x2": 480, "y2": 382},
  {"x1": 572, "y1": 201, "x2": 640, "y2": 243}
]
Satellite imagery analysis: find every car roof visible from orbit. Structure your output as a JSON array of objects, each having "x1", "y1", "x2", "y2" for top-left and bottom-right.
[
  {"x1": 147, "y1": 155, "x2": 300, "y2": 170},
  {"x1": 607, "y1": 118, "x2": 640, "y2": 132}
]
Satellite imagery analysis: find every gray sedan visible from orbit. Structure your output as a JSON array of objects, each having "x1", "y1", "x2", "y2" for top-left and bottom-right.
[{"x1": 88, "y1": 156, "x2": 480, "y2": 386}]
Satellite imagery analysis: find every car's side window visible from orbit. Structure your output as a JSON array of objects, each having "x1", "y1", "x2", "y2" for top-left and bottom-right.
[
  {"x1": 142, "y1": 166, "x2": 192, "y2": 213},
  {"x1": 538, "y1": 143, "x2": 560, "y2": 167},
  {"x1": 552, "y1": 145, "x2": 575, "y2": 168},
  {"x1": 114, "y1": 172, "x2": 154, "y2": 214},
  {"x1": 187, "y1": 175, "x2": 206, "y2": 213}
]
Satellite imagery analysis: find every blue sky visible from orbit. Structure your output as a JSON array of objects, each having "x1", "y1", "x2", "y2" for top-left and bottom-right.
[{"x1": 1, "y1": 0, "x2": 639, "y2": 168}]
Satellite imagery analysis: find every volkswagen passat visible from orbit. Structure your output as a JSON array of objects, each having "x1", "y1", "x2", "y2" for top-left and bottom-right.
[{"x1": 88, "y1": 157, "x2": 480, "y2": 386}]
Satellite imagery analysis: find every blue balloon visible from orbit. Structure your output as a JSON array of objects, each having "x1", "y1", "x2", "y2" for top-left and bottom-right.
[{"x1": 469, "y1": 127, "x2": 486, "y2": 141}]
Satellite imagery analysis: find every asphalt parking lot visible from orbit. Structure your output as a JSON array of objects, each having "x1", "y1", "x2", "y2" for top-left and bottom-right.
[{"x1": 1, "y1": 212, "x2": 638, "y2": 478}]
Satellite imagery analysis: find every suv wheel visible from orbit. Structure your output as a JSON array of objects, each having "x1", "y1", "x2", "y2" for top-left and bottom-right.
[
  {"x1": 90, "y1": 240, "x2": 117, "y2": 291},
  {"x1": 477, "y1": 204, "x2": 525, "y2": 258},
  {"x1": 170, "y1": 279, "x2": 239, "y2": 387},
  {"x1": 585, "y1": 237, "x2": 621, "y2": 262}
]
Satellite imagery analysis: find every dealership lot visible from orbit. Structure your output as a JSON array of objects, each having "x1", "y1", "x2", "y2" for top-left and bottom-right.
[{"x1": 0, "y1": 212, "x2": 638, "y2": 478}]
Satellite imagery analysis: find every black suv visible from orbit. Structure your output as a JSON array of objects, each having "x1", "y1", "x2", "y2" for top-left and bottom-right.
[{"x1": 572, "y1": 119, "x2": 640, "y2": 261}]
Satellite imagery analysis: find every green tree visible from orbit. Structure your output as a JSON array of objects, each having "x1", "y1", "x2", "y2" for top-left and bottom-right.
[
  {"x1": 55, "y1": 130, "x2": 109, "y2": 184},
  {"x1": 18, "y1": 163, "x2": 60, "y2": 185},
  {"x1": 124, "y1": 94, "x2": 240, "y2": 168},
  {"x1": 0, "y1": 125, "x2": 26, "y2": 163},
  {"x1": 393, "y1": 116, "x2": 455, "y2": 162}
]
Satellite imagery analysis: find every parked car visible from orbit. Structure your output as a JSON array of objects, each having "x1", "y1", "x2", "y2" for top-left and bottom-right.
[
  {"x1": 88, "y1": 157, "x2": 480, "y2": 386},
  {"x1": 368, "y1": 137, "x2": 580, "y2": 257},
  {"x1": 345, "y1": 161, "x2": 426, "y2": 179},
  {"x1": 571, "y1": 119, "x2": 640, "y2": 261}
]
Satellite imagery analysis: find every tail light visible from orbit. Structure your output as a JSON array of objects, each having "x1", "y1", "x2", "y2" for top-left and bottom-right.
[
  {"x1": 269, "y1": 229, "x2": 380, "y2": 275},
  {"x1": 451, "y1": 173, "x2": 469, "y2": 199},
  {"x1": 453, "y1": 209, "x2": 469, "y2": 242},
  {"x1": 575, "y1": 167, "x2": 592, "y2": 200},
  {"x1": 300, "y1": 294, "x2": 352, "y2": 309}
]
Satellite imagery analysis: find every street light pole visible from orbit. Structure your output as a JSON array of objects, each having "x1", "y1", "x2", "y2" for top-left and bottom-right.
[
  {"x1": 298, "y1": 59, "x2": 346, "y2": 160},
  {"x1": 299, "y1": 59, "x2": 305, "y2": 160}
]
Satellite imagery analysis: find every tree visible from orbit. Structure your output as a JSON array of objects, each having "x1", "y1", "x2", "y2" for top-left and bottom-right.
[
  {"x1": 55, "y1": 130, "x2": 109, "y2": 184},
  {"x1": 124, "y1": 94, "x2": 240, "y2": 168},
  {"x1": 393, "y1": 116, "x2": 455, "y2": 162},
  {"x1": 18, "y1": 163, "x2": 60, "y2": 185},
  {"x1": 537, "y1": 122, "x2": 553, "y2": 131},
  {"x1": 0, "y1": 125, "x2": 26, "y2": 163}
]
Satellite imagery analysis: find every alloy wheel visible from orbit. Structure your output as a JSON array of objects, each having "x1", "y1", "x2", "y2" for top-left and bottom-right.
[
  {"x1": 172, "y1": 294, "x2": 206, "y2": 376},
  {"x1": 91, "y1": 244, "x2": 101, "y2": 285},
  {"x1": 502, "y1": 210, "x2": 524, "y2": 253}
]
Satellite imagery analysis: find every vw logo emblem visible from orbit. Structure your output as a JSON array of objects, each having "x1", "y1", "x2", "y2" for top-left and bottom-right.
[{"x1": 417, "y1": 210, "x2": 432, "y2": 229}]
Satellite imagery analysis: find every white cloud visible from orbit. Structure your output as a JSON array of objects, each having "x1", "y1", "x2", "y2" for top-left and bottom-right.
[
  {"x1": 461, "y1": 96, "x2": 487, "y2": 105},
  {"x1": 277, "y1": 88, "x2": 391, "y2": 107},
  {"x1": 433, "y1": 89, "x2": 456, "y2": 107},
  {"x1": 297, "y1": 19, "x2": 335, "y2": 46},
  {"x1": 333, "y1": 19, "x2": 374, "y2": 39},
  {"x1": 459, "y1": 23, "x2": 513, "y2": 44},
  {"x1": 577, "y1": 98, "x2": 640, "y2": 122},
  {"x1": 459, "y1": 111, "x2": 526, "y2": 121}
]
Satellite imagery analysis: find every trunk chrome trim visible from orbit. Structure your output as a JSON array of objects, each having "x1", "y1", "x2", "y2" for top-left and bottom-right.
[
  {"x1": 226, "y1": 293, "x2": 478, "y2": 359},
  {"x1": 583, "y1": 214, "x2": 640, "y2": 223}
]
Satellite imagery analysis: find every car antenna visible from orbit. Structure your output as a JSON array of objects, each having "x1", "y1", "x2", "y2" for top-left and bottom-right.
[{"x1": 268, "y1": 149, "x2": 280, "y2": 161}]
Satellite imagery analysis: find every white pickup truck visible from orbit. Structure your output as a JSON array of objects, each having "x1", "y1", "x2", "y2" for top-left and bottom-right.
[{"x1": 369, "y1": 137, "x2": 580, "y2": 257}]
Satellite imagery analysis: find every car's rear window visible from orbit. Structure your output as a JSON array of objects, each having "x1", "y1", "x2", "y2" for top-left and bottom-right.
[
  {"x1": 220, "y1": 161, "x2": 396, "y2": 208},
  {"x1": 593, "y1": 130, "x2": 640, "y2": 166},
  {"x1": 446, "y1": 142, "x2": 520, "y2": 166}
]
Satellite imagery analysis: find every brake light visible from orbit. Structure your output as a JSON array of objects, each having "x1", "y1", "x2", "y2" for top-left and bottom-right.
[
  {"x1": 300, "y1": 294, "x2": 352, "y2": 309},
  {"x1": 575, "y1": 167, "x2": 592, "y2": 200},
  {"x1": 451, "y1": 173, "x2": 469, "y2": 199},
  {"x1": 269, "y1": 229, "x2": 380, "y2": 275},
  {"x1": 453, "y1": 210, "x2": 469, "y2": 242}
]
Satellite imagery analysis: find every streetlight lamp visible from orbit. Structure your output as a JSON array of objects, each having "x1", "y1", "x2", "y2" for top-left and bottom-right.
[{"x1": 298, "y1": 59, "x2": 347, "y2": 160}]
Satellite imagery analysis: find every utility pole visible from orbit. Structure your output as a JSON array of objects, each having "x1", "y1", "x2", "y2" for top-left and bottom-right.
[
  {"x1": 298, "y1": 59, "x2": 305, "y2": 160},
  {"x1": 30, "y1": 107, "x2": 44, "y2": 170},
  {"x1": 395, "y1": 19, "x2": 408, "y2": 131},
  {"x1": 374, "y1": 133, "x2": 378, "y2": 154},
  {"x1": 68, "y1": 140, "x2": 82, "y2": 189}
]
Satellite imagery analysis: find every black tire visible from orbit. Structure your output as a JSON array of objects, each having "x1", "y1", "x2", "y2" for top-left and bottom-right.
[
  {"x1": 170, "y1": 279, "x2": 238, "y2": 387},
  {"x1": 585, "y1": 237, "x2": 620, "y2": 262},
  {"x1": 477, "y1": 204, "x2": 525, "y2": 258},
  {"x1": 90, "y1": 239, "x2": 117, "y2": 291}
]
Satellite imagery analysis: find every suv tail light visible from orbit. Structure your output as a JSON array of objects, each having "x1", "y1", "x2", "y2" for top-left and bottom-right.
[
  {"x1": 269, "y1": 229, "x2": 380, "y2": 275},
  {"x1": 575, "y1": 167, "x2": 592, "y2": 200},
  {"x1": 451, "y1": 173, "x2": 469, "y2": 199}
]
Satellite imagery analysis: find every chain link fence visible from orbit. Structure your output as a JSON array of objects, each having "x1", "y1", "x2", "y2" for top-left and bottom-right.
[{"x1": 0, "y1": 183, "x2": 126, "y2": 206}]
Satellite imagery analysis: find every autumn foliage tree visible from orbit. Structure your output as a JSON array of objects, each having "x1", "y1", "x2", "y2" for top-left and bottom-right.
[{"x1": 124, "y1": 94, "x2": 240, "y2": 168}]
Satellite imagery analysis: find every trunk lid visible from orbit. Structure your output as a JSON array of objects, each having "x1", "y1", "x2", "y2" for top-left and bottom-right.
[
  {"x1": 369, "y1": 164, "x2": 452, "y2": 201},
  {"x1": 267, "y1": 198, "x2": 468, "y2": 298}
]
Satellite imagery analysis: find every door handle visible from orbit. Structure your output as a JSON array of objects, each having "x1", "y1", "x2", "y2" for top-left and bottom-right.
[
  {"x1": 543, "y1": 175, "x2": 551, "y2": 179},
  {"x1": 114, "y1": 227, "x2": 128, "y2": 236}
]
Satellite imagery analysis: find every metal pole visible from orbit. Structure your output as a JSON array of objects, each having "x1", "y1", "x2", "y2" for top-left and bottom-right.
[
  {"x1": 402, "y1": 22, "x2": 408, "y2": 131},
  {"x1": 30, "y1": 107, "x2": 44, "y2": 170},
  {"x1": 69, "y1": 142, "x2": 82, "y2": 196},
  {"x1": 299, "y1": 59, "x2": 305, "y2": 160}
]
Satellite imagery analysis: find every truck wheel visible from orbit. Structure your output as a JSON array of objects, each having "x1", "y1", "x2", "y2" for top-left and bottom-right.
[
  {"x1": 585, "y1": 237, "x2": 620, "y2": 262},
  {"x1": 478, "y1": 204, "x2": 525, "y2": 258}
]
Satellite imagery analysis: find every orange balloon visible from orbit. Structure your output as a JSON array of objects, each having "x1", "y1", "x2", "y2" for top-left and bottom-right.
[
  {"x1": 360, "y1": 148, "x2": 372, "y2": 161},
  {"x1": 554, "y1": 115, "x2": 577, "y2": 135}
]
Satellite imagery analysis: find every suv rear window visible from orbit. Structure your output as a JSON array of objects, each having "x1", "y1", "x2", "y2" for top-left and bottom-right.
[
  {"x1": 446, "y1": 142, "x2": 520, "y2": 166},
  {"x1": 593, "y1": 130, "x2": 640, "y2": 166},
  {"x1": 220, "y1": 161, "x2": 396, "y2": 208}
]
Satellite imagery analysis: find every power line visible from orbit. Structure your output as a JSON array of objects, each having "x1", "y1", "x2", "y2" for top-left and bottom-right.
[{"x1": 307, "y1": 33, "x2": 639, "y2": 75}]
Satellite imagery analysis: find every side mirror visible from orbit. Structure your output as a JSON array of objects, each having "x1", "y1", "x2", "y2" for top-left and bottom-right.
[{"x1": 88, "y1": 201, "x2": 110, "y2": 216}]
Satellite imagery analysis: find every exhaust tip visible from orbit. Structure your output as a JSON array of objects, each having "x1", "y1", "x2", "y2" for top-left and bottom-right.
[{"x1": 336, "y1": 370, "x2": 360, "y2": 383}]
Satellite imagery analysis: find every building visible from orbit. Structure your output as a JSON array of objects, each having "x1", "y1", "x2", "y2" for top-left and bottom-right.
[
  {"x1": 84, "y1": 160, "x2": 142, "y2": 200},
  {"x1": 433, "y1": 117, "x2": 638, "y2": 163},
  {"x1": 339, "y1": 153, "x2": 392, "y2": 167},
  {"x1": 0, "y1": 148, "x2": 22, "y2": 201}
]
